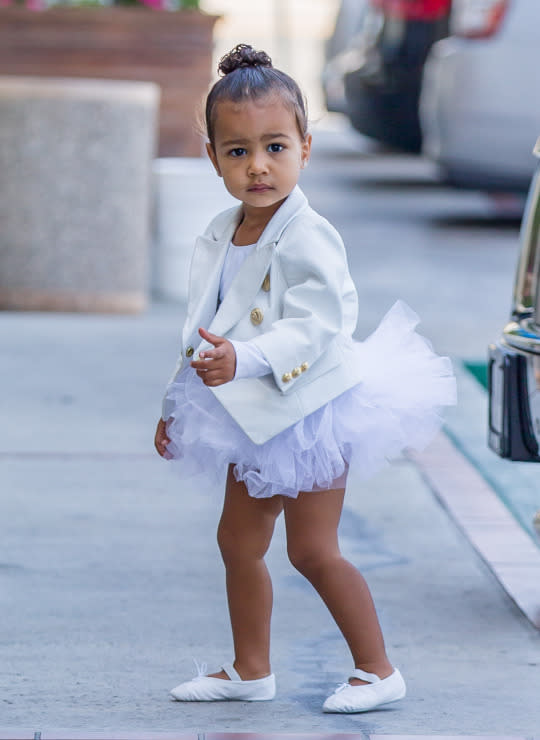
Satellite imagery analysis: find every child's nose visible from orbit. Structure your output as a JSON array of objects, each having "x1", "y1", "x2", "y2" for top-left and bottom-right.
[{"x1": 248, "y1": 151, "x2": 269, "y2": 175}]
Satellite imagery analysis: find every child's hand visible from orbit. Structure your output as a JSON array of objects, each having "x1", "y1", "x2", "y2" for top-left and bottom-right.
[
  {"x1": 154, "y1": 418, "x2": 171, "y2": 458},
  {"x1": 191, "y1": 328, "x2": 237, "y2": 386}
]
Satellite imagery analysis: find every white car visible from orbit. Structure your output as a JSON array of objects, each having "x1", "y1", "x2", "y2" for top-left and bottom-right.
[{"x1": 420, "y1": 0, "x2": 540, "y2": 192}]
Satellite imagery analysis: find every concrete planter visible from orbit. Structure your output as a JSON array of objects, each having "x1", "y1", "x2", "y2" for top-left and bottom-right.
[
  {"x1": 0, "y1": 6, "x2": 218, "y2": 157},
  {"x1": 0, "y1": 76, "x2": 160, "y2": 313}
]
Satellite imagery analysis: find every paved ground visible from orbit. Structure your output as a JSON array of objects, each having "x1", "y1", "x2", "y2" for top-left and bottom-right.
[{"x1": 2, "y1": 121, "x2": 540, "y2": 736}]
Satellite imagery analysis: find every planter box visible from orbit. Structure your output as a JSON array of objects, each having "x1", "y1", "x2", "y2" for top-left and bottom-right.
[
  {"x1": 0, "y1": 7, "x2": 219, "y2": 156},
  {"x1": 0, "y1": 76, "x2": 160, "y2": 313}
]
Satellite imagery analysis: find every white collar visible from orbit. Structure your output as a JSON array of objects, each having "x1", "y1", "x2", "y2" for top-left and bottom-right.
[{"x1": 208, "y1": 186, "x2": 309, "y2": 249}]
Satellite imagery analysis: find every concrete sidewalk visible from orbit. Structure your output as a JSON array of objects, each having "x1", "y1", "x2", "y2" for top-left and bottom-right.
[{"x1": 2, "y1": 304, "x2": 540, "y2": 736}]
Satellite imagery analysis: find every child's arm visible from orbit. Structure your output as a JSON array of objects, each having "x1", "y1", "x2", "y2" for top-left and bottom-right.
[{"x1": 154, "y1": 418, "x2": 171, "y2": 458}]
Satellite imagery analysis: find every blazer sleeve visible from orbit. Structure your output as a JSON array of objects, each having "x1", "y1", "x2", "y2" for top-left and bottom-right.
[{"x1": 251, "y1": 215, "x2": 352, "y2": 393}]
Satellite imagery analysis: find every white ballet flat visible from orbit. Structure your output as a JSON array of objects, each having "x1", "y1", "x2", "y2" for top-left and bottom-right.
[
  {"x1": 322, "y1": 667, "x2": 406, "y2": 713},
  {"x1": 170, "y1": 661, "x2": 276, "y2": 702}
]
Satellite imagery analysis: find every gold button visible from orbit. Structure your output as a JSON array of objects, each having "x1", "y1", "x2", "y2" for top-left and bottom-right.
[
  {"x1": 186, "y1": 346, "x2": 194, "y2": 358},
  {"x1": 250, "y1": 307, "x2": 264, "y2": 326},
  {"x1": 300, "y1": 362, "x2": 309, "y2": 372},
  {"x1": 291, "y1": 367, "x2": 301, "y2": 378},
  {"x1": 282, "y1": 372, "x2": 292, "y2": 383},
  {"x1": 262, "y1": 273, "x2": 271, "y2": 292}
]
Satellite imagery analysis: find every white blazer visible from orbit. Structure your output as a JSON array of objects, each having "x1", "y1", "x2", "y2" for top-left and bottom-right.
[{"x1": 163, "y1": 186, "x2": 363, "y2": 444}]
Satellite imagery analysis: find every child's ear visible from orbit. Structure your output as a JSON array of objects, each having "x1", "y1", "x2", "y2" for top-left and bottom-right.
[
  {"x1": 301, "y1": 133, "x2": 312, "y2": 168},
  {"x1": 206, "y1": 142, "x2": 222, "y2": 177}
]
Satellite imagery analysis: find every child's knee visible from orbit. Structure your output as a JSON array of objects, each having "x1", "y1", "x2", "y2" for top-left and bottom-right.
[
  {"x1": 287, "y1": 544, "x2": 339, "y2": 580},
  {"x1": 217, "y1": 522, "x2": 270, "y2": 563}
]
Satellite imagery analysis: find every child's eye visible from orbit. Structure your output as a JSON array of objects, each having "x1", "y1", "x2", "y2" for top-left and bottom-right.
[
  {"x1": 268, "y1": 143, "x2": 284, "y2": 153},
  {"x1": 229, "y1": 148, "x2": 247, "y2": 157}
]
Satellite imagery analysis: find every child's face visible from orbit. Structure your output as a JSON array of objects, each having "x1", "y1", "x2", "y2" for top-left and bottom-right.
[{"x1": 207, "y1": 94, "x2": 311, "y2": 214}]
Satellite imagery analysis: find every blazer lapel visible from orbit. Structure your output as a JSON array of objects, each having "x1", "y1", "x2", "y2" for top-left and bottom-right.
[
  {"x1": 208, "y1": 241, "x2": 276, "y2": 338},
  {"x1": 183, "y1": 234, "x2": 229, "y2": 344}
]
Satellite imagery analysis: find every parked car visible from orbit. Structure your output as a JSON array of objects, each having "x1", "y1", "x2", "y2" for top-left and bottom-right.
[
  {"x1": 488, "y1": 135, "x2": 540, "y2": 462},
  {"x1": 333, "y1": 0, "x2": 452, "y2": 152},
  {"x1": 420, "y1": 0, "x2": 540, "y2": 192}
]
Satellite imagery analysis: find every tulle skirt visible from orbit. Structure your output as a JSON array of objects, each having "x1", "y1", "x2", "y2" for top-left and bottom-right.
[{"x1": 163, "y1": 300, "x2": 457, "y2": 499}]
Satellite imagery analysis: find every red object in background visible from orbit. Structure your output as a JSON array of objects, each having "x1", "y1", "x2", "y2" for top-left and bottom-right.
[{"x1": 370, "y1": 0, "x2": 452, "y2": 20}]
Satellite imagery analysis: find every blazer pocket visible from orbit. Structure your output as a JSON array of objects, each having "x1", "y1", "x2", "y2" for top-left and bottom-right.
[{"x1": 212, "y1": 374, "x2": 304, "y2": 444}]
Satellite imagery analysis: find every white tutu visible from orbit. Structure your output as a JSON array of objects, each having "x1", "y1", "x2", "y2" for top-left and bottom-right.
[{"x1": 163, "y1": 300, "x2": 457, "y2": 499}]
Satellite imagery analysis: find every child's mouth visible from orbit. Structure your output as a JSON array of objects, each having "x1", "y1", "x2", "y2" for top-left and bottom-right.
[{"x1": 248, "y1": 184, "x2": 272, "y2": 192}]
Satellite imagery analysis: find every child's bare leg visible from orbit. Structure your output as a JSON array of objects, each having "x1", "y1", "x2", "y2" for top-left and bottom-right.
[
  {"x1": 283, "y1": 487, "x2": 393, "y2": 684},
  {"x1": 210, "y1": 464, "x2": 283, "y2": 681}
]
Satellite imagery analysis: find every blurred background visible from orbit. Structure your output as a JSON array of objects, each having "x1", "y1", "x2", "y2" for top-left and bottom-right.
[{"x1": 2, "y1": 1, "x2": 540, "y2": 731}]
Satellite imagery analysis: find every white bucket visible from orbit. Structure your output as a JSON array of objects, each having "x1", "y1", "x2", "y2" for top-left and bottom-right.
[{"x1": 152, "y1": 157, "x2": 237, "y2": 303}]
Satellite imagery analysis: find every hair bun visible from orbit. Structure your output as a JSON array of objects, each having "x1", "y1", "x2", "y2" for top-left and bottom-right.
[{"x1": 218, "y1": 44, "x2": 273, "y2": 76}]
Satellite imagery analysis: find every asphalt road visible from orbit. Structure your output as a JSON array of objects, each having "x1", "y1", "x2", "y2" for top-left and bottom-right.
[{"x1": 2, "y1": 122, "x2": 539, "y2": 736}]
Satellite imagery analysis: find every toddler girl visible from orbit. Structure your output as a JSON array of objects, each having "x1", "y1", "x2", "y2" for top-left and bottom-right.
[{"x1": 155, "y1": 43, "x2": 456, "y2": 714}]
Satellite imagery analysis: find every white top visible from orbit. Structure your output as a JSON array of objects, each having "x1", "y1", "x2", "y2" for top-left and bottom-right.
[
  {"x1": 219, "y1": 242, "x2": 271, "y2": 380},
  {"x1": 218, "y1": 242, "x2": 257, "y2": 302}
]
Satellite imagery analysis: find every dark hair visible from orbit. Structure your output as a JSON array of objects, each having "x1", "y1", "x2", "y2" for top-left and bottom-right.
[{"x1": 205, "y1": 44, "x2": 308, "y2": 147}]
